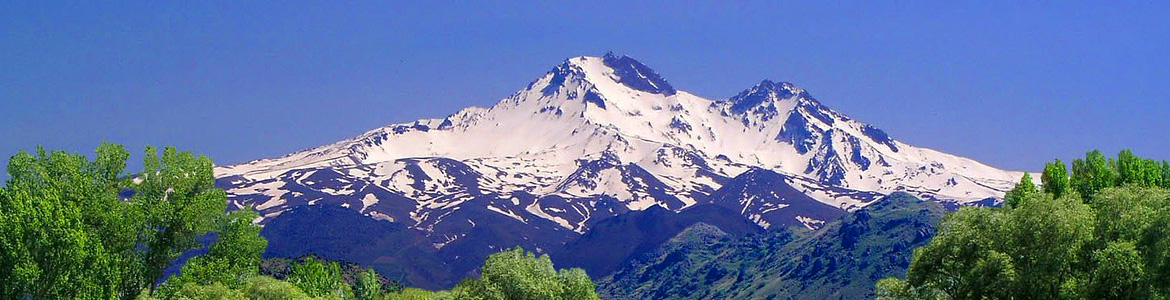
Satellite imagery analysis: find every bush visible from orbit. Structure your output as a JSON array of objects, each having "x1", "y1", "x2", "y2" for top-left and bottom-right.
[
  {"x1": 172, "y1": 282, "x2": 247, "y2": 300},
  {"x1": 244, "y1": 276, "x2": 317, "y2": 300}
]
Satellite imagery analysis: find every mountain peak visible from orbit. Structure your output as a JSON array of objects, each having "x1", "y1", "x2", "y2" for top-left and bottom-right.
[
  {"x1": 726, "y1": 80, "x2": 804, "y2": 115},
  {"x1": 533, "y1": 54, "x2": 676, "y2": 105},
  {"x1": 754, "y1": 79, "x2": 800, "y2": 93},
  {"x1": 598, "y1": 53, "x2": 676, "y2": 96}
]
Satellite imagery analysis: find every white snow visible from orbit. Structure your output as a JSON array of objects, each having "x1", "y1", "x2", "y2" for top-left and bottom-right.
[
  {"x1": 796, "y1": 216, "x2": 827, "y2": 230},
  {"x1": 360, "y1": 193, "x2": 379, "y2": 212},
  {"x1": 487, "y1": 205, "x2": 527, "y2": 223}
]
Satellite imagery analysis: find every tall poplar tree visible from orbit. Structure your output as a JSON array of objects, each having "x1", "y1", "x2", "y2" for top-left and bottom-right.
[{"x1": 1042, "y1": 159, "x2": 1070, "y2": 198}]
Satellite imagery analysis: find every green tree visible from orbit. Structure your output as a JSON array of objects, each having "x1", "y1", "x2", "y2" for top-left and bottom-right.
[
  {"x1": 353, "y1": 269, "x2": 381, "y2": 300},
  {"x1": 288, "y1": 258, "x2": 350, "y2": 298},
  {"x1": 1088, "y1": 185, "x2": 1170, "y2": 297},
  {"x1": 882, "y1": 150, "x2": 1170, "y2": 299},
  {"x1": 889, "y1": 192, "x2": 1097, "y2": 300},
  {"x1": 243, "y1": 276, "x2": 318, "y2": 300},
  {"x1": 384, "y1": 288, "x2": 452, "y2": 300},
  {"x1": 1162, "y1": 161, "x2": 1170, "y2": 188},
  {"x1": 158, "y1": 209, "x2": 268, "y2": 297},
  {"x1": 1141, "y1": 202, "x2": 1170, "y2": 295},
  {"x1": 204, "y1": 209, "x2": 268, "y2": 286},
  {"x1": 1118, "y1": 150, "x2": 1143, "y2": 186},
  {"x1": 902, "y1": 207, "x2": 1015, "y2": 299},
  {"x1": 145, "y1": 276, "x2": 329, "y2": 300},
  {"x1": 0, "y1": 144, "x2": 137, "y2": 299},
  {"x1": 1006, "y1": 192, "x2": 1094, "y2": 299},
  {"x1": 1089, "y1": 241, "x2": 1147, "y2": 300},
  {"x1": 1091, "y1": 186, "x2": 1167, "y2": 244},
  {"x1": 171, "y1": 282, "x2": 247, "y2": 300},
  {"x1": 133, "y1": 146, "x2": 229, "y2": 291},
  {"x1": 0, "y1": 144, "x2": 245, "y2": 299},
  {"x1": 1071, "y1": 150, "x2": 1115, "y2": 200},
  {"x1": 1145, "y1": 159, "x2": 1164, "y2": 187},
  {"x1": 1004, "y1": 173, "x2": 1037, "y2": 208},
  {"x1": 557, "y1": 268, "x2": 598, "y2": 300},
  {"x1": 450, "y1": 247, "x2": 600, "y2": 300},
  {"x1": 875, "y1": 278, "x2": 946, "y2": 300},
  {"x1": 1042, "y1": 159, "x2": 1070, "y2": 198}
]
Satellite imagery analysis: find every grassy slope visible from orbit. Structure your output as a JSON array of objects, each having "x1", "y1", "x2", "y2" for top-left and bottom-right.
[{"x1": 598, "y1": 192, "x2": 944, "y2": 300}]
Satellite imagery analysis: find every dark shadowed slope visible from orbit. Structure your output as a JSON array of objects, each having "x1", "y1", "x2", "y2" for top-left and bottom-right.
[
  {"x1": 555, "y1": 204, "x2": 763, "y2": 278},
  {"x1": 709, "y1": 168, "x2": 847, "y2": 230},
  {"x1": 259, "y1": 205, "x2": 452, "y2": 289},
  {"x1": 598, "y1": 192, "x2": 944, "y2": 300}
]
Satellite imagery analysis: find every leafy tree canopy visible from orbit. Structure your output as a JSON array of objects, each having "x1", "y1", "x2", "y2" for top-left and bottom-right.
[
  {"x1": 878, "y1": 149, "x2": 1170, "y2": 300},
  {"x1": 0, "y1": 144, "x2": 231, "y2": 299},
  {"x1": 384, "y1": 247, "x2": 600, "y2": 300}
]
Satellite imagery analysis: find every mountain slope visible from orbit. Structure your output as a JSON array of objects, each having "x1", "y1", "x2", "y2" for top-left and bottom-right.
[
  {"x1": 597, "y1": 192, "x2": 945, "y2": 299},
  {"x1": 708, "y1": 168, "x2": 854, "y2": 229},
  {"x1": 217, "y1": 53, "x2": 1019, "y2": 232},
  {"x1": 260, "y1": 205, "x2": 451, "y2": 289},
  {"x1": 213, "y1": 53, "x2": 1022, "y2": 287},
  {"x1": 554, "y1": 204, "x2": 764, "y2": 278}
]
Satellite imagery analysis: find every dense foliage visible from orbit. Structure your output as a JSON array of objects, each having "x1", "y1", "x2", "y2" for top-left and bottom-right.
[
  {"x1": 258, "y1": 256, "x2": 402, "y2": 293},
  {"x1": 155, "y1": 209, "x2": 268, "y2": 297},
  {"x1": 354, "y1": 269, "x2": 383, "y2": 300},
  {"x1": 0, "y1": 144, "x2": 232, "y2": 299},
  {"x1": 383, "y1": 247, "x2": 600, "y2": 300},
  {"x1": 878, "y1": 150, "x2": 1170, "y2": 300},
  {"x1": 288, "y1": 258, "x2": 352, "y2": 298}
]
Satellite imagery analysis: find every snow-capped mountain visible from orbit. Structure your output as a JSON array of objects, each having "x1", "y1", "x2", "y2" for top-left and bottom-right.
[{"x1": 217, "y1": 53, "x2": 1024, "y2": 238}]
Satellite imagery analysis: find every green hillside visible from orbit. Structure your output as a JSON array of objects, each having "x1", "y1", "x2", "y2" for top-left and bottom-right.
[{"x1": 599, "y1": 192, "x2": 944, "y2": 299}]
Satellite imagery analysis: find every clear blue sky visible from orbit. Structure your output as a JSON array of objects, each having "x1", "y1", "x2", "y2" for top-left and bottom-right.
[{"x1": 3, "y1": 1, "x2": 1168, "y2": 182}]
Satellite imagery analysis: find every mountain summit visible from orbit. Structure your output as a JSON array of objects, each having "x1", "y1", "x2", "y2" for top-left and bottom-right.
[
  {"x1": 725, "y1": 79, "x2": 803, "y2": 115},
  {"x1": 600, "y1": 52, "x2": 677, "y2": 96},
  {"x1": 216, "y1": 53, "x2": 1021, "y2": 247}
]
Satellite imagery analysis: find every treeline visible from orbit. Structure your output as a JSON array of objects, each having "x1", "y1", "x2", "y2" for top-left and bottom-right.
[
  {"x1": 152, "y1": 247, "x2": 597, "y2": 300},
  {"x1": 0, "y1": 144, "x2": 600, "y2": 300},
  {"x1": 385, "y1": 247, "x2": 599, "y2": 300},
  {"x1": 258, "y1": 256, "x2": 404, "y2": 293},
  {"x1": 878, "y1": 150, "x2": 1170, "y2": 299}
]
